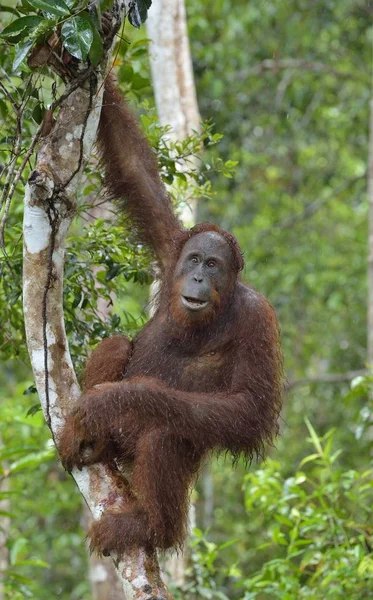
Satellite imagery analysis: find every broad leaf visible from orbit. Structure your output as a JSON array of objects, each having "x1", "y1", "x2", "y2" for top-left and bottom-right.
[
  {"x1": 89, "y1": 25, "x2": 104, "y2": 66},
  {"x1": 79, "y1": 11, "x2": 103, "y2": 66},
  {"x1": 0, "y1": 15, "x2": 43, "y2": 39},
  {"x1": 26, "y1": 402, "x2": 42, "y2": 416},
  {"x1": 61, "y1": 15, "x2": 93, "y2": 61},
  {"x1": 9, "y1": 448, "x2": 55, "y2": 473},
  {"x1": 27, "y1": 0, "x2": 70, "y2": 17},
  {"x1": 10, "y1": 538, "x2": 28, "y2": 566},
  {"x1": 13, "y1": 38, "x2": 34, "y2": 70},
  {"x1": 0, "y1": 6, "x2": 20, "y2": 15}
]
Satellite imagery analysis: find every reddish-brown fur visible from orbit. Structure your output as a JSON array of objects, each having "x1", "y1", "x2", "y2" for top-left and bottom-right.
[{"x1": 58, "y1": 77, "x2": 283, "y2": 555}]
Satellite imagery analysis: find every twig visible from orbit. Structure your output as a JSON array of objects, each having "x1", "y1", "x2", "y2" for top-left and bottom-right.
[
  {"x1": 0, "y1": 82, "x2": 22, "y2": 211},
  {"x1": 0, "y1": 81, "x2": 20, "y2": 110},
  {"x1": 287, "y1": 369, "x2": 369, "y2": 390},
  {"x1": 0, "y1": 117, "x2": 23, "y2": 263},
  {"x1": 246, "y1": 58, "x2": 364, "y2": 81},
  {"x1": 0, "y1": 124, "x2": 42, "y2": 253},
  {"x1": 275, "y1": 69, "x2": 294, "y2": 108}
]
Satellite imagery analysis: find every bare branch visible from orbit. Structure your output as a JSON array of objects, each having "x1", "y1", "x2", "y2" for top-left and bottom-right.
[
  {"x1": 247, "y1": 58, "x2": 363, "y2": 80},
  {"x1": 287, "y1": 369, "x2": 368, "y2": 390},
  {"x1": 0, "y1": 80, "x2": 20, "y2": 111}
]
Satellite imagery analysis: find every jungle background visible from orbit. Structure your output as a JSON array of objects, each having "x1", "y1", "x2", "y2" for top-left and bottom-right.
[{"x1": 1, "y1": 0, "x2": 373, "y2": 598}]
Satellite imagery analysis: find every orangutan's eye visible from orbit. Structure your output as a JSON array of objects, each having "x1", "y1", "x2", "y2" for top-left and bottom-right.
[
  {"x1": 191, "y1": 256, "x2": 199, "y2": 264},
  {"x1": 207, "y1": 260, "x2": 216, "y2": 268}
]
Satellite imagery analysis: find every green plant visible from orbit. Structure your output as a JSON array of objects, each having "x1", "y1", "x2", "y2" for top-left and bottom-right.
[{"x1": 241, "y1": 421, "x2": 373, "y2": 599}]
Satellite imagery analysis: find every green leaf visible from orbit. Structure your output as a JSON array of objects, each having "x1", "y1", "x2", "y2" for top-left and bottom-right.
[
  {"x1": 0, "y1": 15, "x2": 43, "y2": 39},
  {"x1": 299, "y1": 452, "x2": 321, "y2": 467},
  {"x1": 10, "y1": 538, "x2": 28, "y2": 565},
  {"x1": 61, "y1": 15, "x2": 93, "y2": 60},
  {"x1": 131, "y1": 73, "x2": 149, "y2": 90},
  {"x1": 16, "y1": 558, "x2": 50, "y2": 568},
  {"x1": 358, "y1": 555, "x2": 373, "y2": 575},
  {"x1": 0, "y1": 5, "x2": 20, "y2": 16},
  {"x1": 9, "y1": 449, "x2": 55, "y2": 473},
  {"x1": 6, "y1": 571, "x2": 33, "y2": 584},
  {"x1": 350, "y1": 375, "x2": 367, "y2": 389},
  {"x1": 305, "y1": 418, "x2": 324, "y2": 455},
  {"x1": 78, "y1": 12, "x2": 104, "y2": 66},
  {"x1": 0, "y1": 445, "x2": 37, "y2": 461},
  {"x1": 27, "y1": 0, "x2": 70, "y2": 17},
  {"x1": 275, "y1": 514, "x2": 293, "y2": 526},
  {"x1": 106, "y1": 264, "x2": 122, "y2": 281},
  {"x1": 111, "y1": 313, "x2": 120, "y2": 328},
  {"x1": 23, "y1": 384, "x2": 37, "y2": 395},
  {"x1": 0, "y1": 509, "x2": 16, "y2": 518},
  {"x1": 13, "y1": 38, "x2": 34, "y2": 70},
  {"x1": 100, "y1": 0, "x2": 114, "y2": 11},
  {"x1": 218, "y1": 538, "x2": 238, "y2": 550},
  {"x1": 32, "y1": 103, "x2": 45, "y2": 124},
  {"x1": 89, "y1": 25, "x2": 103, "y2": 66},
  {"x1": 26, "y1": 403, "x2": 42, "y2": 417}
]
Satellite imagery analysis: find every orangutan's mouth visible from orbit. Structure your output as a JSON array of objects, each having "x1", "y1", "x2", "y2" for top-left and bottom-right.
[{"x1": 181, "y1": 295, "x2": 209, "y2": 311}]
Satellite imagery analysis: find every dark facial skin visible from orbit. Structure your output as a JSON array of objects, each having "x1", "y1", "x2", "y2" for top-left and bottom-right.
[{"x1": 174, "y1": 232, "x2": 234, "y2": 315}]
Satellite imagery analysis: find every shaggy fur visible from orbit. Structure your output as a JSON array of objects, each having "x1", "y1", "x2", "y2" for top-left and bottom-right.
[{"x1": 58, "y1": 77, "x2": 284, "y2": 555}]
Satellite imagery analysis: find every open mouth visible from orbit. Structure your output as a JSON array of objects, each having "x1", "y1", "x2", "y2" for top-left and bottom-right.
[{"x1": 181, "y1": 295, "x2": 209, "y2": 311}]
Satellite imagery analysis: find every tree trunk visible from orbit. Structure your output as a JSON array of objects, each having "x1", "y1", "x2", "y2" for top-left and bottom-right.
[
  {"x1": 83, "y1": 504, "x2": 124, "y2": 600},
  {"x1": 147, "y1": 0, "x2": 201, "y2": 586},
  {"x1": 147, "y1": 0, "x2": 201, "y2": 224},
  {"x1": 202, "y1": 465, "x2": 214, "y2": 530},
  {"x1": 22, "y1": 3, "x2": 172, "y2": 598}
]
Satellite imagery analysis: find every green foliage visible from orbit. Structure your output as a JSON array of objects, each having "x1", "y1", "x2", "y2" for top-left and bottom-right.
[
  {"x1": 63, "y1": 218, "x2": 152, "y2": 374},
  {"x1": 0, "y1": 0, "x2": 153, "y2": 70},
  {"x1": 241, "y1": 422, "x2": 373, "y2": 599},
  {"x1": 0, "y1": 226, "x2": 25, "y2": 362},
  {"x1": 1, "y1": 381, "x2": 89, "y2": 599},
  {"x1": 0, "y1": 1, "x2": 98, "y2": 70},
  {"x1": 171, "y1": 421, "x2": 373, "y2": 600},
  {"x1": 172, "y1": 531, "x2": 237, "y2": 600}
]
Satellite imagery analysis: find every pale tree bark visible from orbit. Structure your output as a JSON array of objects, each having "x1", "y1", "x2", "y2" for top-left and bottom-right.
[
  {"x1": 147, "y1": 0, "x2": 201, "y2": 225},
  {"x1": 147, "y1": 0, "x2": 201, "y2": 587},
  {"x1": 202, "y1": 464, "x2": 214, "y2": 530},
  {"x1": 22, "y1": 3, "x2": 172, "y2": 598},
  {"x1": 83, "y1": 503, "x2": 124, "y2": 600}
]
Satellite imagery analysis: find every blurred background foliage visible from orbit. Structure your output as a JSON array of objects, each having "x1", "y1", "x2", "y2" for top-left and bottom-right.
[{"x1": 1, "y1": 0, "x2": 373, "y2": 598}]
